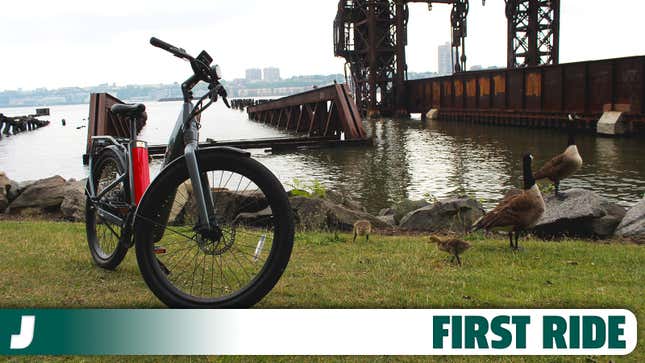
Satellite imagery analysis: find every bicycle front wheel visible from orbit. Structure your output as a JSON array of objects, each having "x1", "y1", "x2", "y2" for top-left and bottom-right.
[{"x1": 134, "y1": 152, "x2": 294, "y2": 308}]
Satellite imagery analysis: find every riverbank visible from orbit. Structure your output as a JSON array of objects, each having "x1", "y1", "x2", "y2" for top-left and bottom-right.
[
  {"x1": 2, "y1": 170, "x2": 644, "y2": 242},
  {"x1": 0, "y1": 221, "x2": 643, "y2": 362}
]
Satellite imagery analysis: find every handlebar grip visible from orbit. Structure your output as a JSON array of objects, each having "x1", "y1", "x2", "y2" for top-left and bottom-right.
[
  {"x1": 150, "y1": 37, "x2": 174, "y2": 51},
  {"x1": 150, "y1": 37, "x2": 191, "y2": 59}
]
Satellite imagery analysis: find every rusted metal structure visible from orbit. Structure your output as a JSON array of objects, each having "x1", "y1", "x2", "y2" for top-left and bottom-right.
[
  {"x1": 247, "y1": 83, "x2": 367, "y2": 140},
  {"x1": 85, "y1": 93, "x2": 146, "y2": 162},
  {"x1": 405, "y1": 56, "x2": 645, "y2": 132},
  {"x1": 230, "y1": 98, "x2": 270, "y2": 111},
  {"x1": 334, "y1": 0, "x2": 472, "y2": 117},
  {"x1": 334, "y1": 0, "x2": 562, "y2": 117},
  {"x1": 506, "y1": 0, "x2": 559, "y2": 68}
]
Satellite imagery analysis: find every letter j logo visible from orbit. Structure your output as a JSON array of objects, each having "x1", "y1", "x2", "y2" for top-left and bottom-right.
[{"x1": 10, "y1": 316, "x2": 35, "y2": 350}]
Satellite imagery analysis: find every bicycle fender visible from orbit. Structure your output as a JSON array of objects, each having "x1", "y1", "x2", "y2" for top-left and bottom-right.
[
  {"x1": 102, "y1": 145, "x2": 128, "y2": 168},
  {"x1": 132, "y1": 146, "x2": 250, "y2": 227}
]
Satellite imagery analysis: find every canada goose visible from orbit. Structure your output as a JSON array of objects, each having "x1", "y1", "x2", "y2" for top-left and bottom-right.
[
  {"x1": 534, "y1": 124, "x2": 583, "y2": 199},
  {"x1": 473, "y1": 153, "x2": 546, "y2": 250},
  {"x1": 352, "y1": 220, "x2": 372, "y2": 242},
  {"x1": 429, "y1": 235, "x2": 471, "y2": 266}
]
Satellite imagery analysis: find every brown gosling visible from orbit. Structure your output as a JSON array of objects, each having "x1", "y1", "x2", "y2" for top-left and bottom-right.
[
  {"x1": 534, "y1": 128, "x2": 583, "y2": 199},
  {"x1": 429, "y1": 235, "x2": 471, "y2": 266},
  {"x1": 473, "y1": 153, "x2": 546, "y2": 251},
  {"x1": 352, "y1": 220, "x2": 372, "y2": 242}
]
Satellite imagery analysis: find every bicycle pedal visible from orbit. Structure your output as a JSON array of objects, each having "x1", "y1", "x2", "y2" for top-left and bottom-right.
[{"x1": 154, "y1": 246, "x2": 167, "y2": 254}]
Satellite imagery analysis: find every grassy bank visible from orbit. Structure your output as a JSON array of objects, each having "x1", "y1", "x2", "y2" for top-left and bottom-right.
[{"x1": 0, "y1": 221, "x2": 643, "y2": 362}]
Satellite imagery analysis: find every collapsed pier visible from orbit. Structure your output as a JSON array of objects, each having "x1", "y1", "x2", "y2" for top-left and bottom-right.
[{"x1": 0, "y1": 108, "x2": 50, "y2": 138}]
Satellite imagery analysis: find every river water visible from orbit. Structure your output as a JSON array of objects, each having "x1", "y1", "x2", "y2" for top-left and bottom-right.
[{"x1": 1, "y1": 101, "x2": 643, "y2": 212}]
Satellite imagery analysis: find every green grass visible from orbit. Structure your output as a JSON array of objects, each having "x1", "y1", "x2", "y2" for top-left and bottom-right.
[{"x1": 0, "y1": 221, "x2": 643, "y2": 362}]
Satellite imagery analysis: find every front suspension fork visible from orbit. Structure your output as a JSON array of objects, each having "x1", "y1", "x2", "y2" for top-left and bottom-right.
[{"x1": 184, "y1": 141, "x2": 218, "y2": 233}]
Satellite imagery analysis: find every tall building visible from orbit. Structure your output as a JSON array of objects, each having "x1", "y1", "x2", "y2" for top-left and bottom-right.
[
  {"x1": 438, "y1": 42, "x2": 454, "y2": 75},
  {"x1": 263, "y1": 67, "x2": 281, "y2": 81},
  {"x1": 245, "y1": 68, "x2": 262, "y2": 81}
]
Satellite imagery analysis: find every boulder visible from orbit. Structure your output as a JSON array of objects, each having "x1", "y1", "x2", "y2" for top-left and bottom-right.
[
  {"x1": 615, "y1": 198, "x2": 645, "y2": 243},
  {"x1": 168, "y1": 185, "x2": 268, "y2": 226},
  {"x1": 213, "y1": 189, "x2": 268, "y2": 222},
  {"x1": 399, "y1": 197, "x2": 485, "y2": 233},
  {"x1": 6, "y1": 179, "x2": 21, "y2": 202},
  {"x1": 391, "y1": 199, "x2": 430, "y2": 224},
  {"x1": 289, "y1": 196, "x2": 328, "y2": 230},
  {"x1": 324, "y1": 189, "x2": 365, "y2": 212},
  {"x1": 0, "y1": 172, "x2": 16, "y2": 209},
  {"x1": 0, "y1": 186, "x2": 7, "y2": 213},
  {"x1": 0, "y1": 172, "x2": 11, "y2": 192},
  {"x1": 60, "y1": 179, "x2": 87, "y2": 221},
  {"x1": 376, "y1": 214, "x2": 396, "y2": 226},
  {"x1": 378, "y1": 207, "x2": 395, "y2": 216},
  {"x1": 326, "y1": 202, "x2": 390, "y2": 231},
  {"x1": 289, "y1": 196, "x2": 390, "y2": 231},
  {"x1": 7, "y1": 175, "x2": 67, "y2": 215},
  {"x1": 534, "y1": 188, "x2": 626, "y2": 239}
]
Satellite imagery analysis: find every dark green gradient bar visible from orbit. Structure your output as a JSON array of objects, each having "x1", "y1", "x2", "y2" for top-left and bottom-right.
[{"x1": 0, "y1": 309, "x2": 237, "y2": 355}]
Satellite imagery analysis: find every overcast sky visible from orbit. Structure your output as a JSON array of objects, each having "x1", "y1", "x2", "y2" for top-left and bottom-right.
[{"x1": 1, "y1": 0, "x2": 644, "y2": 91}]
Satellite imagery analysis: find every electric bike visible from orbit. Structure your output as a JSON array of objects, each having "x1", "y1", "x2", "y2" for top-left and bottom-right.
[{"x1": 85, "y1": 37, "x2": 295, "y2": 308}]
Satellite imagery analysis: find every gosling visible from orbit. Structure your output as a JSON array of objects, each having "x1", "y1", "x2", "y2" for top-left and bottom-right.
[
  {"x1": 352, "y1": 220, "x2": 372, "y2": 242},
  {"x1": 429, "y1": 235, "x2": 471, "y2": 266}
]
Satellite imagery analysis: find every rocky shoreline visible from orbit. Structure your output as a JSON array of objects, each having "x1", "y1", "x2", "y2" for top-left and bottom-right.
[{"x1": 1, "y1": 171, "x2": 643, "y2": 243}]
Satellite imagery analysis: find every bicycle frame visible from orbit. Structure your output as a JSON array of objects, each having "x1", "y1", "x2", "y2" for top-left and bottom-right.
[{"x1": 86, "y1": 93, "x2": 221, "y2": 239}]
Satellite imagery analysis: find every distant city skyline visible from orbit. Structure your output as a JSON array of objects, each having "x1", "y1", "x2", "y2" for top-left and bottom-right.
[{"x1": 1, "y1": 1, "x2": 645, "y2": 91}]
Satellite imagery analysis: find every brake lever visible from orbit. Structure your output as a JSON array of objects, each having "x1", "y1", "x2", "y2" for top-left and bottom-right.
[{"x1": 216, "y1": 84, "x2": 231, "y2": 108}]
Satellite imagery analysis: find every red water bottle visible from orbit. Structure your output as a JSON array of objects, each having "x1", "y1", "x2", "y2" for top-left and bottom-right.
[{"x1": 132, "y1": 140, "x2": 151, "y2": 205}]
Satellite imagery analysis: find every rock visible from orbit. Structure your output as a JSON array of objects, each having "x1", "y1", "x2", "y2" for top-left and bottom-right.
[
  {"x1": 326, "y1": 202, "x2": 390, "y2": 231},
  {"x1": 168, "y1": 186, "x2": 268, "y2": 226},
  {"x1": 399, "y1": 197, "x2": 485, "y2": 233},
  {"x1": 289, "y1": 196, "x2": 328, "y2": 230},
  {"x1": 615, "y1": 198, "x2": 645, "y2": 243},
  {"x1": 235, "y1": 207, "x2": 274, "y2": 228},
  {"x1": 0, "y1": 186, "x2": 8, "y2": 213},
  {"x1": 213, "y1": 189, "x2": 268, "y2": 222},
  {"x1": 289, "y1": 196, "x2": 390, "y2": 231},
  {"x1": 376, "y1": 214, "x2": 396, "y2": 226},
  {"x1": 7, "y1": 179, "x2": 21, "y2": 202},
  {"x1": 0, "y1": 172, "x2": 16, "y2": 209},
  {"x1": 60, "y1": 179, "x2": 87, "y2": 221},
  {"x1": 378, "y1": 208, "x2": 395, "y2": 216},
  {"x1": 168, "y1": 182, "x2": 194, "y2": 225},
  {"x1": 324, "y1": 189, "x2": 365, "y2": 212},
  {"x1": 0, "y1": 172, "x2": 11, "y2": 191},
  {"x1": 392, "y1": 199, "x2": 430, "y2": 224},
  {"x1": 534, "y1": 188, "x2": 626, "y2": 239},
  {"x1": 7, "y1": 175, "x2": 67, "y2": 215}
]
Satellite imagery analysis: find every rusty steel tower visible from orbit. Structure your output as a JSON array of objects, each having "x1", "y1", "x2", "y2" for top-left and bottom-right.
[
  {"x1": 506, "y1": 0, "x2": 560, "y2": 68},
  {"x1": 334, "y1": 0, "x2": 467, "y2": 117},
  {"x1": 334, "y1": 0, "x2": 560, "y2": 117}
]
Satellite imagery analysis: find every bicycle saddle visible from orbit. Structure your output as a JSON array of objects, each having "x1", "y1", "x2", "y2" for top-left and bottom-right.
[{"x1": 110, "y1": 103, "x2": 146, "y2": 118}]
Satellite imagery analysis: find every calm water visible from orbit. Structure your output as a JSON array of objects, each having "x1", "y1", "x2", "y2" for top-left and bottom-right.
[{"x1": 1, "y1": 102, "x2": 643, "y2": 212}]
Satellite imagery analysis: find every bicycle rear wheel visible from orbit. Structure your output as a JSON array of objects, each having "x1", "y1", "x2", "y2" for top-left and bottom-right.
[
  {"x1": 134, "y1": 152, "x2": 294, "y2": 308},
  {"x1": 86, "y1": 148, "x2": 131, "y2": 270}
]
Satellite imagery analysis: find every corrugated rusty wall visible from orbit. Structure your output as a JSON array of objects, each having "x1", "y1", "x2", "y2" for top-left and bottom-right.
[{"x1": 406, "y1": 56, "x2": 645, "y2": 117}]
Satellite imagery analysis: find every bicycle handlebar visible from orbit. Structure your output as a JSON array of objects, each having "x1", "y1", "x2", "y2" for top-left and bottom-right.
[
  {"x1": 150, "y1": 37, "x2": 192, "y2": 60},
  {"x1": 150, "y1": 36, "x2": 230, "y2": 109}
]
